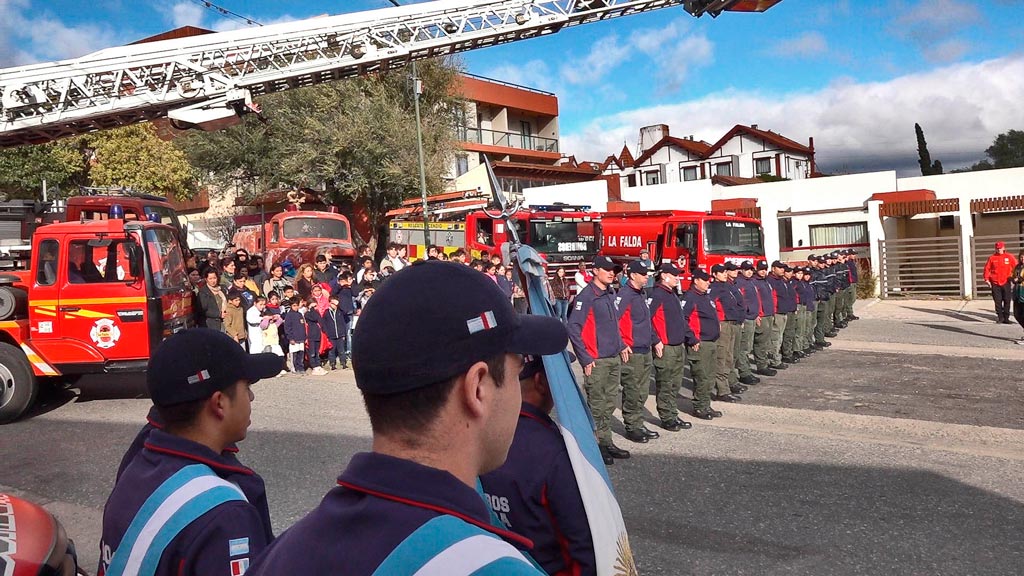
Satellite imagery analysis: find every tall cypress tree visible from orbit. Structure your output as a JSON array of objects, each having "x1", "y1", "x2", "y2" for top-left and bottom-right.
[{"x1": 915, "y1": 123, "x2": 943, "y2": 175}]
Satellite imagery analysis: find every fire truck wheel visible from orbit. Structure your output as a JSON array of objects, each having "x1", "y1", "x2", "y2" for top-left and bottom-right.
[{"x1": 0, "y1": 342, "x2": 36, "y2": 424}]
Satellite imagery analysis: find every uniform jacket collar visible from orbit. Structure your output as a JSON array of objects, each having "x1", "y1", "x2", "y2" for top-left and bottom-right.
[{"x1": 144, "y1": 429, "x2": 254, "y2": 476}]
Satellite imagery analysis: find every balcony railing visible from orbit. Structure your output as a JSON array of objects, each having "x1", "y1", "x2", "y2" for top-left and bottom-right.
[{"x1": 457, "y1": 126, "x2": 559, "y2": 154}]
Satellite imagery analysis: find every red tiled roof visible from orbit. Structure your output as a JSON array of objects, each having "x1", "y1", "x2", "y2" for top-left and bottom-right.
[
  {"x1": 706, "y1": 124, "x2": 812, "y2": 157},
  {"x1": 618, "y1": 144, "x2": 635, "y2": 166},
  {"x1": 599, "y1": 155, "x2": 622, "y2": 172},
  {"x1": 632, "y1": 136, "x2": 712, "y2": 167},
  {"x1": 131, "y1": 26, "x2": 214, "y2": 45}
]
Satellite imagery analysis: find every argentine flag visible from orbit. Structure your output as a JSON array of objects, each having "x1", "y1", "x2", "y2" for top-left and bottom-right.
[{"x1": 515, "y1": 245, "x2": 638, "y2": 576}]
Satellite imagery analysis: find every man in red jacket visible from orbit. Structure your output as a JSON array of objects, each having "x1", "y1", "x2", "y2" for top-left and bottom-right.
[{"x1": 984, "y1": 241, "x2": 1018, "y2": 324}]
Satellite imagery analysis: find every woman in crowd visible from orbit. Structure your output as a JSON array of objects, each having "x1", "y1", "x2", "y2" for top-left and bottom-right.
[
  {"x1": 296, "y1": 263, "x2": 317, "y2": 300},
  {"x1": 550, "y1": 266, "x2": 571, "y2": 322},
  {"x1": 264, "y1": 263, "x2": 292, "y2": 298}
]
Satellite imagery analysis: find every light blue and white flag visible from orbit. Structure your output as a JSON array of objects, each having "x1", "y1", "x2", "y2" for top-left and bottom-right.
[{"x1": 515, "y1": 245, "x2": 638, "y2": 576}]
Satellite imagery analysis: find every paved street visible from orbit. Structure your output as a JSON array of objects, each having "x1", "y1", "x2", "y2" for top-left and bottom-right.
[{"x1": 2, "y1": 299, "x2": 1023, "y2": 575}]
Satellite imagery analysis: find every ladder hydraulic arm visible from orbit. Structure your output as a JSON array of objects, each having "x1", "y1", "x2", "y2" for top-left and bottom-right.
[{"x1": 0, "y1": 0, "x2": 779, "y2": 148}]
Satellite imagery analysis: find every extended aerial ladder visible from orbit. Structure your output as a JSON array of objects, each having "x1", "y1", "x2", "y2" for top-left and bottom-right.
[{"x1": 0, "y1": 0, "x2": 780, "y2": 148}]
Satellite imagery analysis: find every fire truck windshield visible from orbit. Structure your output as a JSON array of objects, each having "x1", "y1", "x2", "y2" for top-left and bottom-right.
[
  {"x1": 143, "y1": 227, "x2": 188, "y2": 291},
  {"x1": 283, "y1": 217, "x2": 349, "y2": 241},
  {"x1": 704, "y1": 220, "x2": 765, "y2": 256},
  {"x1": 527, "y1": 220, "x2": 599, "y2": 255}
]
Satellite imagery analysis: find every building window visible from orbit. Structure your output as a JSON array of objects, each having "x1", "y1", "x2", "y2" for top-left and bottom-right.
[
  {"x1": 715, "y1": 162, "x2": 732, "y2": 177},
  {"x1": 520, "y1": 120, "x2": 533, "y2": 150},
  {"x1": 681, "y1": 166, "x2": 699, "y2": 181},
  {"x1": 809, "y1": 222, "x2": 868, "y2": 246},
  {"x1": 645, "y1": 171, "x2": 661, "y2": 186},
  {"x1": 939, "y1": 215, "x2": 955, "y2": 230},
  {"x1": 779, "y1": 218, "x2": 793, "y2": 249},
  {"x1": 755, "y1": 157, "x2": 772, "y2": 175},
  {"x1": 456, "y1": 155, "x2": 469, "y2": 177}
]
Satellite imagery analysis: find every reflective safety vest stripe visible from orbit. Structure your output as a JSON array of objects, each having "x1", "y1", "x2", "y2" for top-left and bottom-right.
[
  {"x1": 373, "y1": 515, "x2": 540, "y2": 576},
  {"x1": 106, "y1": 464, "x2": 247, "y2": 576}
]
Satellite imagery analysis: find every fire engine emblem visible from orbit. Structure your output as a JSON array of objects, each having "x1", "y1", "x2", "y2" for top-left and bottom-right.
[{"x1": 90, "y1": 319, "x2": 121, "y2": 349}]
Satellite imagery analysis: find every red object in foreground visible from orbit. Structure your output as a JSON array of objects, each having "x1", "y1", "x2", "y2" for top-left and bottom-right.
[{"x1": 0, "y1": 492, "x2": 80, "y2": 576}]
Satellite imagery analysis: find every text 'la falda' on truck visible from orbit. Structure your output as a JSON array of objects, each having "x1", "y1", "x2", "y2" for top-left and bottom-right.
[
  {"x1": 0, "y1": 204, "x2": 193, "y2": 423},
  {"x1": 599, "y1": 210, "x2": 767, "y2": 290},
  {"x1": 387, "y1": 188, "x2": 602, "y2": 274}
]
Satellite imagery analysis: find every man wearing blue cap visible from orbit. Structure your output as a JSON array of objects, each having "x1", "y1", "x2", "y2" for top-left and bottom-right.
[
  {"x1": 682, "y1": 268, "x2": 722, "y2": 419},
  {"x1": 99, "y1": 328, "x2": 282, "y2": 576},
  {"x1": 617, "y1": 260, "x2": 661, "y2": 443},
  {"x1": 248, "y1": 261, "x2": 568, "y2": 575},
  {"x1": 479, "y1": 355, "x2": 596, "y2": 576},
  {"x1": 568, "y1": 256, "x2": 631, "y2": 463},
  {"x1": 649, "y1": 263, "x2": 694, "y2": 431}
]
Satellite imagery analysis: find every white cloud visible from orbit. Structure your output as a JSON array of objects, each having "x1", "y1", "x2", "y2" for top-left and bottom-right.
[
  {"x1": 891, "y1": 0, "x2": 981, "y2": 62},
  {"x1": 561, "y1": 56, "x2": 1024, "y2": 175},
  {"x1": 767, "y1": 31, "x2": 828, "y2": 58},
  {"x1": 0, "y1": 0, "x2": 123, "y2": 66},
  {"x1": 168, "y1": 2, "x2": 206, "y2": 28}
]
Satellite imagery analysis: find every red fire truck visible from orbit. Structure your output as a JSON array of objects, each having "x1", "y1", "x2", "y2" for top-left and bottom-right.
[
  {"x1": 63, "y1": 188, "x2": 191, "y2": 252},
  {"x1": 0, "y1": 212, "x2": 193, "y2": 423},
  {"x1": 600, "y1": 210, "x2": 767, "y2": 289},
  {"x1": 232, "y1": 207, "x2": 357, "y2": 271},
  {"x1": 389, "y1": 204, "x2": 601, "y2": 274}
]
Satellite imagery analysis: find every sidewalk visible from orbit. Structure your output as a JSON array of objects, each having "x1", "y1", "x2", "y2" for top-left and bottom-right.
[{"x1": 838, "y1": 298, "x2": 1024, "y2": 359}]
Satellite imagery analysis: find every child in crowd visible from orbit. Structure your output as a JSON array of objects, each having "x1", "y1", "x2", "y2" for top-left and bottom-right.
[
  {"x1": 283, "y1": 297, "x2": 307, "y2": 374},
  {"x1": 224, "y1": 289, "x2": 246, "y2": 347},
  {"x1": 304, "y1": 297, "x2": 326, "y2": 376}
]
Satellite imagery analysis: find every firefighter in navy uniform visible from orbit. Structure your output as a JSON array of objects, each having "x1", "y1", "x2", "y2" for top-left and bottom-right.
[
  {"x1": 844, "y1": 249, "x2": 861, "y2": 321},
  {"x1": 832, "y1": 252, "x2": 851, "y2": 329},
  {"x1": 480, "y1": 355, "x2": 597, "y2": 576},
  {"x1": 113, "y1": 405, "x2": 275, "y2": 545},
  {"x1": 751, "y1": 261, "x2": 777, "y2": 376},
  {"x1": 682, "y1": 269, "x2": 723, "y2": 420},
  {"x1": 733, "y1": 261, "x2": 762, "y2": 386},
  {"x1": 248, "y1": 262, "x2": 568, "y2": 576},
  {"x1": 810, "y1": 256, "x2": 834, "y2": 348},
  {"x1": 709, "y1": 264, "x2": 745, "y2": 402},
  {"x1": 98, "y1": 329, "x2": 282, "y2": 576},
  {"x1": 568, "y1": 256, "x2": 631, "y2": 464},
  {"x1": 648, "y1": 262, "x2": 694, "y2": 432},
  {"x1": 616, "y1": 260, "x2": 661, "y2": 444}
]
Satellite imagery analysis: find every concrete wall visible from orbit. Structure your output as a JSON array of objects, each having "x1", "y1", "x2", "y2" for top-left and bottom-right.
[{"x1": 524, "y1": 180, "x2": 610, "y2": 212}]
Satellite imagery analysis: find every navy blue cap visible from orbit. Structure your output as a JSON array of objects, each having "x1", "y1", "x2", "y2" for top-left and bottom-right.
[
  {"x1": 658, "y1": 262, "x2": 682, "y2": 276},
  {"x1": 771, "y1": 260, "x2": 785, "y2": 269},
  {"x1": 782, "y1": 264, "x2": 793, "y2": 272},
  {"x1": 692, "y1": 268, "x2": 711, "y2": 281},
  {"x1": 710, "y1": 264, "x2": 727, "y2": 274},
  {"x1": 739, "y1": 261, "x2": 754, "y2": 271},
  {"x1": 627, "y1": 260, "x2": 649, "y2": 276},
  {"x1": 592, "y1": 255, "x2": 622, "y2": 272},
  {"x1": 756, "y1": 260, "x2": 769, "y2": 270},
  {"x1": 724, "y1": 261, "x2": 739, "y2": 271},
  {"x1": 147, "y1": 328, "x2": 283, "y2": 406},
  {"x1": 353, "y1": 261, "x2": 568, "y2": 395}
]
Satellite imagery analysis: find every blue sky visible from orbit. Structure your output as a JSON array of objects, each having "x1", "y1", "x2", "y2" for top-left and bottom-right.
[{"x1": 2, "y1": 0, "x2": 1024, "y2": 174}]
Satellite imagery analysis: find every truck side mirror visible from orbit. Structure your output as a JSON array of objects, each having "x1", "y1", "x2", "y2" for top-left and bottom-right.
[{"x1": 126, "y1": 242, "x2": 143, "y2": 280}]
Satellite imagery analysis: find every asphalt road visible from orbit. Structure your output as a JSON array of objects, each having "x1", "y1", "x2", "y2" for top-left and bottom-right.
[{"x1": 2, "y1": 301, "x2": 1023, "y2": 575}]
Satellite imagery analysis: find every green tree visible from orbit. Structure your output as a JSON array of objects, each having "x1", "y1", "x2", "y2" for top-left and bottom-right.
[
  {"x1": 183, "y1": 57, "x2": 463, "y2": 249},
  {"x1": 0, "y1": 140, "x2": 83, "y2": 198},
  {"x1": 915, "y1": 123, "x2": 943, "y2": 176},
  {"x1": 985, "y1": 129, "x2": 1024, "y2": 169},
  {"x1": 175, "y1": 115, "x2": 285, "y2": 199},
  {"x1": 84, "y1": 124, "x2": 196, "y2": 199}
]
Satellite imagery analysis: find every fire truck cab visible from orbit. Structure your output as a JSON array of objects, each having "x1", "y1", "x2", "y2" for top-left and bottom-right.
[
  {"x1": 232, "y1": 207, "x2": 357, "y2": 271},
  {"x1": 600, "y1": 210, "x2": 767, "y2": 289},
  {"x1": 389, "y1": 201, "x2": 601, "y2": 276},
  {"x1": 63, "y1": 188, "x2": 191, "y2": 253},
  {"x1": 0, "y1": 215, "x2": 193, "y2": 423}
]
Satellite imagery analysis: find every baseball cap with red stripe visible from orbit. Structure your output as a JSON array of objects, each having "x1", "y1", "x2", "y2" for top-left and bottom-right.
[
  {"x1": 147, "y1": 328, "x2": 283, "y2": 406},
  {"x1": 352, "y1": 260, "x2": 568, "y2": 395}
]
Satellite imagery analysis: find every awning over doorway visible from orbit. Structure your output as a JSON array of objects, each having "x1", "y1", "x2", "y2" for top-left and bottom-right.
[{"x1": 872, "y1": 189, "x2": 959, "y2": 217}]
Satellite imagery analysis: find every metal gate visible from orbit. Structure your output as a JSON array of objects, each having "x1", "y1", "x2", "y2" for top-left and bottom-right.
[
  {"x1": 971, "y1": 234, "x2": 1024, "y2": 298},
  {"x1": 878, "y1": 236, "x2": 964, "y2": 298}
]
